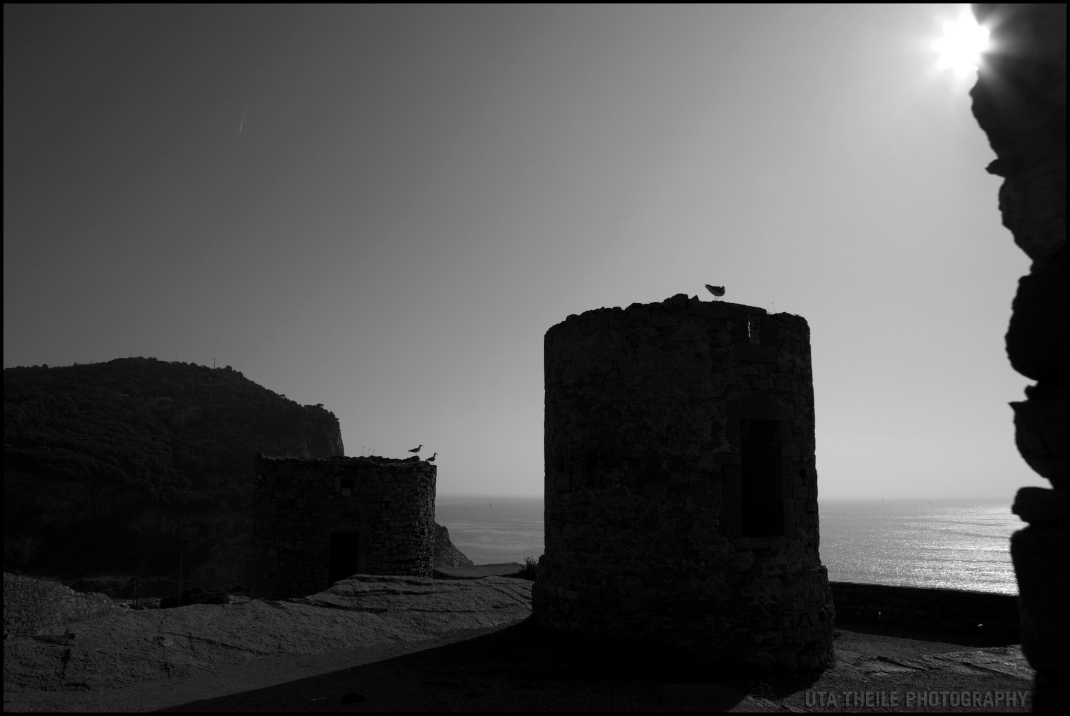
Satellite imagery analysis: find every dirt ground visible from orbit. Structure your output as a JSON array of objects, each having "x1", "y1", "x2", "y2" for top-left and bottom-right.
[{"x1": 4, "y1": 618, "x2": 1031, "y2": 712}]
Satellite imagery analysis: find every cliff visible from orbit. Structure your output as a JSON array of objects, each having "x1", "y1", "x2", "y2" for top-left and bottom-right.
[
  {"x1": 434, "y1": 524, "x2": 474, "y2": 568},
  {"x1": 3, "y1": 358, "x2": 344, "y2": 580}
]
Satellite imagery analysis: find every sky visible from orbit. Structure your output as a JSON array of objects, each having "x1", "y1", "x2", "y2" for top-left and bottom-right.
[{"x1": 3, "y1": 5, "x2": 1048, "y2": 499}]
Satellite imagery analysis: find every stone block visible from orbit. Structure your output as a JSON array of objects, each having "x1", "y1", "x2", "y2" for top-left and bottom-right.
[
  {"x1": 1011, "y1": 399, "x2": 1067, "y2": 488},
  {"x1": 1013, "y1": 487, "x2": 1066, "y2": 523},
  {"x1": 1007, "y1": 273, "x2": 1067, "y2": 383}
]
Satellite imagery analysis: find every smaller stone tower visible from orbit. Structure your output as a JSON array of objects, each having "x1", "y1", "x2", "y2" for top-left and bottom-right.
[
  {"x1": 534, "y1": 294, "x2": 834, "y2": 670},
  {"x1": 249, "y1": 455, "x2": 436, "y2": 599}
]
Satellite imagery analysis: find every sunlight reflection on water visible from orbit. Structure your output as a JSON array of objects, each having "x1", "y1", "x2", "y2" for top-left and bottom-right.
[
  {"x1": 435, "y1": 496, "x2": 1020, "y2": 594},
  {"x1": 819, "y1": 499, "x2": 1019, "y2": 594}
]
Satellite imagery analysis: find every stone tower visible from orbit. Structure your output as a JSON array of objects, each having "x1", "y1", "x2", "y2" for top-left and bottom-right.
[
  {"x1": 533, "y1": 294, "x2": 835, "y2": 670},
  {"x1": 249, "y1": 455, "x2": 436, "y2": 599}
]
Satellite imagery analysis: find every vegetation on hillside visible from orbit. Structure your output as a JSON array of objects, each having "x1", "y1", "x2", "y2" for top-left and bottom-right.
[{"x1": 3, "y1": 357, "x2": 343, "y2": 577}]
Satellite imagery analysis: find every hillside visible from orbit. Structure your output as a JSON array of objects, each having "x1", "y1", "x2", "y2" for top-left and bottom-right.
[{"x1": 3, "y1": 358, "x2": 344, "y2": 581}]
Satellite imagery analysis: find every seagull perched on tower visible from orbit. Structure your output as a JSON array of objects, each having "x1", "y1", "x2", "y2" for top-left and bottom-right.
[
  {"x1": 705, "y1": 284, "x2": 725, "y2": 300},
  {"x1": 426, "y1": 453, "x2": 437, "y2": 463},
  {"x1": 408, "y1": 444, "x2": 422, "y2": 455}
]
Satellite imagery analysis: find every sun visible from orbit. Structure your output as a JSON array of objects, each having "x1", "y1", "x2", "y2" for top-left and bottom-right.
[{"x1": 931, "y1": 6, "x2": 990, "y2": 79}]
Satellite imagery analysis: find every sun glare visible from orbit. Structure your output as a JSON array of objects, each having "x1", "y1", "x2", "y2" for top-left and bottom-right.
[{"x1": 931, "y1": 6, "x2": 990, "y2": 79}]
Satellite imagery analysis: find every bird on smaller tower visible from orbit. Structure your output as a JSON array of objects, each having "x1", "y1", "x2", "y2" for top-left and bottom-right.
[
  {"x1": 426, "y1": 453, "x2": 437, "y2": 463},
  {"x1": 408, "y1": 444, "x2": 423, "y2": 455},
  {"x1": 705, "y1": 284, "x2": 725, "y2": 300}
]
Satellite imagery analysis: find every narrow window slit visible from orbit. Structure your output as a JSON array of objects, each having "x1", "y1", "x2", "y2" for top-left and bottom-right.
[{"x1": 740, "y1": 419, "x2": 783, "y2": 537}]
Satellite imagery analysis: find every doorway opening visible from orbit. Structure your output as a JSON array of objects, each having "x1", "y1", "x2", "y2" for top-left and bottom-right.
[{"x1": 328, "y1": 532, "x2": 361, "y2": 585}]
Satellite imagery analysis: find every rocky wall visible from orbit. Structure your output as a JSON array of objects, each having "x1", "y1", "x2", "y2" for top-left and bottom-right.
[
  {"x1": 970, "y1": 4, "x2": 1066, "y2": 710},
  {"x1": 534, "y1": 295, "x2": 835, "y2": 671},
  {"x1": 3, "y1": 572, "x2": 121, "y2": 638},
  {"x1": 830, "y1": 581, "x2": 1018, "y2": 638},
  {"x1": 249, "y1": 455, "x2": 436, "y2": 599}
]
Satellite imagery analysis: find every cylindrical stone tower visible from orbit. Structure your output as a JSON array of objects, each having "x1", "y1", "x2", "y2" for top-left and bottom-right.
[{"x1": 533, "y1": 294, "x2": 835, "y2": 670}]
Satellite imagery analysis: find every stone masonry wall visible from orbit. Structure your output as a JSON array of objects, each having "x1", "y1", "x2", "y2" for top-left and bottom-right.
[
  {"x1": 970, "y1": 4, "x2": 1066, "y2": 710},
  {"x1": 830, "y1": 581, "x2": 1018, "y2": 638},
  {"x1": 3, "y1": 572, "x2": 121, "y2": 638},
  {"x1": 249, "y1": 455, "x2": 436, "y2": 599},
  {"x1": 534, "y1": 295, "x2": 835, "y2": 671}
]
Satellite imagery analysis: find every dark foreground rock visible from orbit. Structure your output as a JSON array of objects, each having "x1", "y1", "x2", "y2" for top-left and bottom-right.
[{"x1": 969, "y1": 3, "x2": 1067, "y2": 711}]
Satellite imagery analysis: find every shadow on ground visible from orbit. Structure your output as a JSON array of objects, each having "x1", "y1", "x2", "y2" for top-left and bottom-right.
[
  {"x1": 160, "y1": 617, "x2": 821, "y2": 712},
  {"x1": 830, "y1": 618, "x2": 1019, "y2": 650}
]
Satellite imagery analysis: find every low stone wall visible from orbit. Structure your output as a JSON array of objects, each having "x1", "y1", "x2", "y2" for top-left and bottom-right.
[
  {"x1": 831, "y1": 581, "x2": 1018, "y2": 637},
  {"x1": 3, "y1": 572, "x2": 121, "y2": 638}
]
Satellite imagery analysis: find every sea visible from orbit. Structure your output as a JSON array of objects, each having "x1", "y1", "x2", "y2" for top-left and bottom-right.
[{"x1": 435, "y1": 496, "x2": 1020, "y2": 595}]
